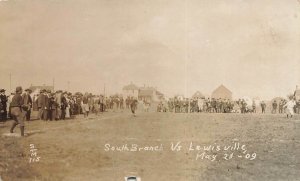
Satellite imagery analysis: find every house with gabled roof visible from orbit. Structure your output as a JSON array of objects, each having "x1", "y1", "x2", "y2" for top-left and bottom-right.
[
  {"x1": 122, "y1": 83, "x2": 139, "y2": 99},
  {"x1": 211, "y1": 84, "x2": 232, "y2": 100},
  {"x1": 192, "y1": 91, "x2": 205, "y2": 99},
  {"x1": 138, "y1": 86, "x2": 164, "y2": 102},
  {"x1": 122, "y1": 83, "x2": 164, "y2": 102}
]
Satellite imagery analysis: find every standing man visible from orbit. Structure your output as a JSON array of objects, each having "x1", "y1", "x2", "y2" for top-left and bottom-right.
[
  {"x1": 272, "y1": 100, "x2": 278, "y2": 114},
  {"x1": 130, "y1": 98, "x2": 138, "y2": 117},
  {"x1": 55, "y1": 90, "x2": 63, "y2": 120},
  {"x1": 0, "y1": 89, "x2": 8, "y2": 122},
  {"x1": 22, "y1": 89, "x2": 33, "y2": 121},
  {"x1": 81, "y1": 93, "x2": 90, "y2": 118},
  {"x1": 296, "y1": 99, "x2": 300, "y2": 114},
  {"x1": 7, "y1": 93, "x2": 15, "y2": 120},
  {"x1": 252, "y1": 100, "x2": 256, "y2": 113},
  {"x1": 126, "y1": 97, "x2": 130, "y2": 109},
  {"x1": 37, "y1": 89, "x2": 45, "y2": 120},
  {"x1": 120, "y1": 97, "x2": 124, "y2": 109},
  {"x1": 88, "y1": 94, "x2": 94, "y2": 113},
  {"x1": 43, "y1": 90, "x2": 51, "y2": 121},
  {"x1": 174, "y1": 97, "x2": 180, "y2": 113},
  {"x1": 278, "y1": 100, "x2": 283, "y2": 114},
  {"x1": 61, "y1": 92, "x2": 68, "y2": 120},
  {"x1": 49, "y1": 93, "x2": 57, "y2": 121},
  {"x1": 10, "y1": 86, "x2": 26, "y2": 136},
  {"x1": 261, "y1": 101, "x2": 266, "y2": 114},
  {"x1": 211, "y1": 98, "x2": 217, "y2": 113},
  {"x1": 0, "y1": 98, "x2": 3, "y2": 122},
  {"x1": 99, "y1": 95, "x2": 105, "y2": 113}
]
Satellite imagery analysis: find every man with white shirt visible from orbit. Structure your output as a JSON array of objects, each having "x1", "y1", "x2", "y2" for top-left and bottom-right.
[{"x1": 0, "y1": 89, "x2": 7, "y2": 121}]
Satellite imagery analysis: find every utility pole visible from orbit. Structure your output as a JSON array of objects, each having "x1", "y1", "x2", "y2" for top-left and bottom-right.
[
  {"x1": 9, "y1": 73, "x2": 11, "y2": 94},
  {"x1": 104, "y1": 83, "x2": 106, "y2": 96},
  {"x1": 53, "y1": 78, "x2": 55, "y2": 91}
]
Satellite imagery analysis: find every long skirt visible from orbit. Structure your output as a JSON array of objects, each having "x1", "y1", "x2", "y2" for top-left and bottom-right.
[
  {"x1": 286, "y1": 107, "x2": 294, "y2": 116},
  {"x1": 65, "y1": 107, "x2": 70, "y2": 118},
  {"x1": 81, "y1": 104, "x2": 89, "y2": 113}
]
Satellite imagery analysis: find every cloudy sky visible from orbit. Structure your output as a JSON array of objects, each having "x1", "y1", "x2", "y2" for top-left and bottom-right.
[{"x1": 0, "y1": 0, "x2": 299, "y2": 99}]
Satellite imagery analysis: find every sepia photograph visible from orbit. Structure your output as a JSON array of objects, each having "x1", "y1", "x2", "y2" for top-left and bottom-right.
[{"x1": 0, "y1": 0, "x2": 299, "y2": 180}]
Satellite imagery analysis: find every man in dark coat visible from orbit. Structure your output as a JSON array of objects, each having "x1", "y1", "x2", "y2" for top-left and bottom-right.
[
  {"x1": 0, "y1": 89, "x2": 8, "y2": 121},
  {"x1": 272, "y1": 100, "x2": 278, "y2": 114},
  {"x1": 37, "y1": 89, "x2": 46, "y2": 120},
  {"x1": 43, "y1": 90, "x2": 51, "y2": 121},
  {"x1": 0, "y1": 98, "x2": 4, "y2": 122},
  {"x1": 22, "y1": 89, "x2": 33, "y2": 121},
  {"x1": 61, "y1": 92, "x2": 68, "y2": 120},
  {"x1": 10, "y1": 86, "x2": 26, "y2": 136},
  {"x1": 261, "y1": 101, "x2": 266, "y2": 114},
  {"x1": 211, "y1": 98, "x2": 217, "y2": 113},
  {"x1": 49, "y1": 93, "x2": 57, "y2": 121},
  {"x1": 130, "y1": 98, "x2": 138, "y2": 116}
]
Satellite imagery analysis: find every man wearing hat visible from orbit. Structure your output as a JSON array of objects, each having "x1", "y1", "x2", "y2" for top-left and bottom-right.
[
  {"x1": 42, "y1": 90, "x2": 51, "y2": 120},
  {"x1": 10, "y1": 86, "x2": 26, "y2": 136},
  {"x1": 130, "y1": 97, "x2": 138, "y2": 117},
  {"x1": 37, "y1": 89, "x2": 46, "y2": 120},
  {"x1": 61, "y1": 91, "x2": 69, "y2": 120},
  {"x1": 0, "y1": 89, "x2": 7, "y2": 121},
  {"x1": 81, "y1": 92, "x2": 90, "y2": 118},
  {"x1": 55, "y1": 90, "x2": 62, "y2": 120},
  {"x1": 0, "y1": 97, "x2": 4, "y2": 122},
  {"x1": 22, "y1": 89, "x2": 33, "y2": 121},
  {"x1": 48, "y1": 93, "x2": 57, "y2": 121}
]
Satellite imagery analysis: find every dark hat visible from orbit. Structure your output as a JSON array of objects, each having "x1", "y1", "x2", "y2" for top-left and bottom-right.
[
  {"x1": 25, "y1": 88, "x2": 31, "y2": 92},
  {"x1": 16, "y1": 86, "x2": 22, "y2": 93},
  {"x1": 0, "y1": 89, "x2": 5, "y2": 92}
]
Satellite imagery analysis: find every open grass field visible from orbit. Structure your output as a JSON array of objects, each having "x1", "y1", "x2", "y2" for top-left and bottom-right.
[{"x1": 0, "y1": 110, "x2": 299, "y2": 181}]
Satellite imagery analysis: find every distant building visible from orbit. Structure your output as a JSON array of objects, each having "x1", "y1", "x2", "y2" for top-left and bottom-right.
[
  {"x1": 211, "y1": 84, "x2": 232, "y2": 100},
  {"x1": 138, "y1": 87, "x2": 164, "y2": 102},
  {"x1": 192, "y1": 91, "x2": 205, "y2": 99},
  {"x1": 122, "y1": 83, "x2": 164, "y2": 102},
  {"x1": 122, "y1": 83, "x2": 139, "y2": 99}
]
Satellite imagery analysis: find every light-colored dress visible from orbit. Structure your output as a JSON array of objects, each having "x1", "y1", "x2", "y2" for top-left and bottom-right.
[
  {"x1": 284, "y1": 100, "x2": 296, "y2": 116},
  {"x1": 197, "y1": 99, "x2": 204, "y2": 111},
  {"x1": 65, "y1": 98, "x2": 70, "y2": 118}
]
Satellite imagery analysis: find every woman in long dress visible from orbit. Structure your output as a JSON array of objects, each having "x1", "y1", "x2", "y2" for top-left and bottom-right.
[
  {"x1": 55, "y1": 91, "x2": 62, "y2": 120},
  {"x1": 94, "y1": 96, "x2": 100, "y2": 115},
  {"x1": 65, "y1": 96, "x2": 70, "y2": 119},
  {"x1": 143, "y1": 100, "x2": 149, "y2": 112},
  {"x1": 113, "y1": 97, "x2": 118, "y2": 112},
  {"x1": 284, "y1": 97, "x2": 296, "y2": 118}
]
